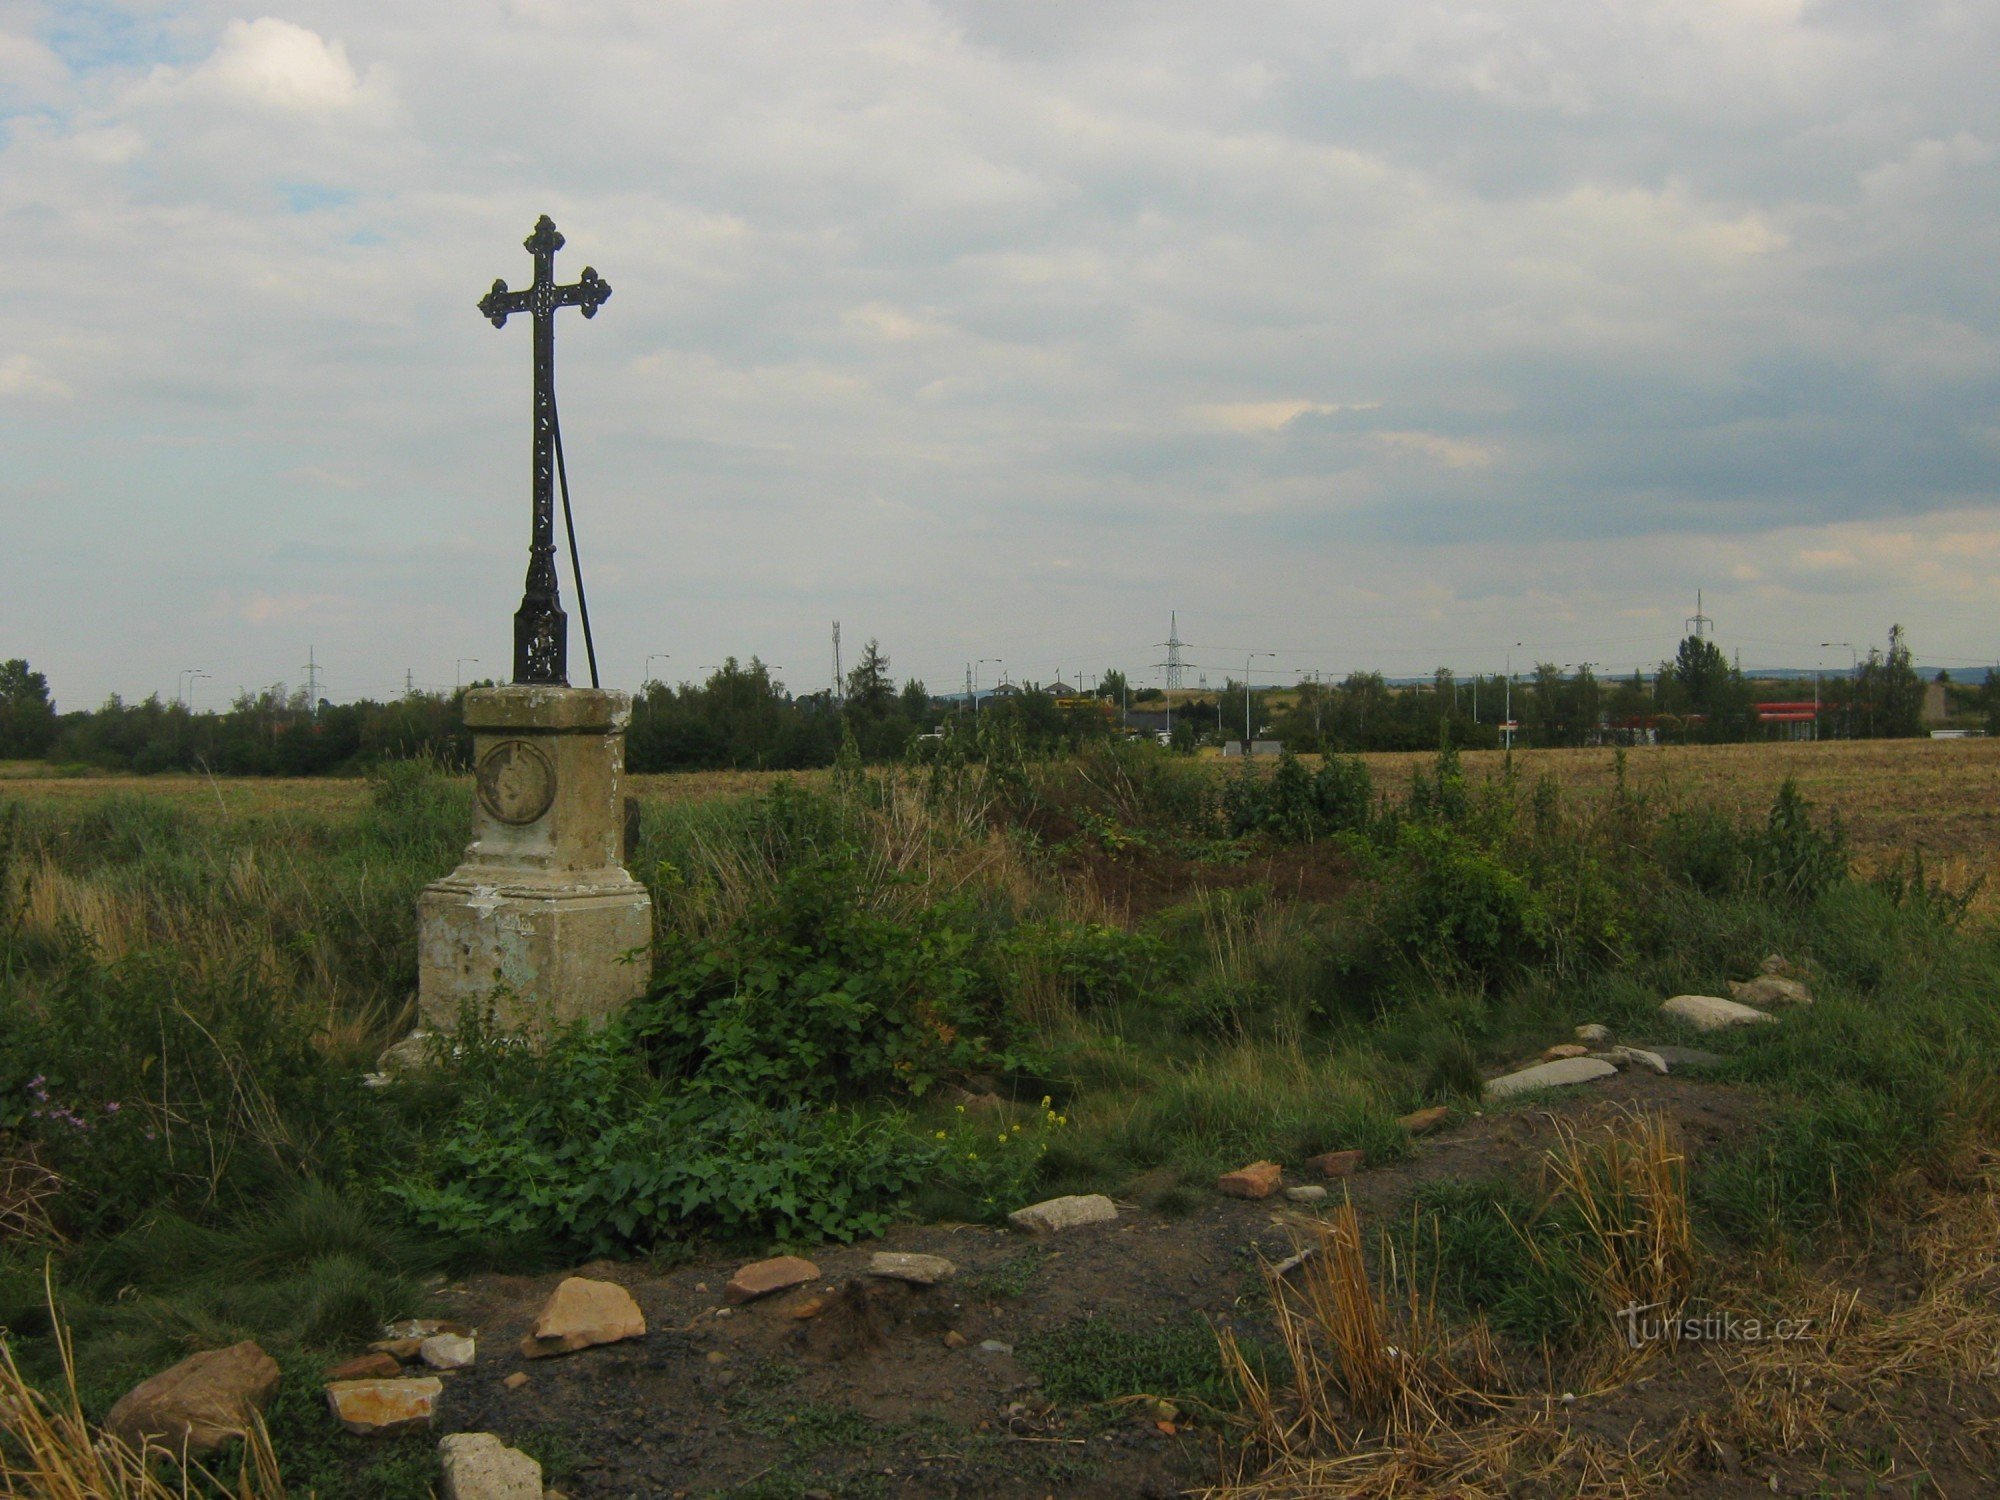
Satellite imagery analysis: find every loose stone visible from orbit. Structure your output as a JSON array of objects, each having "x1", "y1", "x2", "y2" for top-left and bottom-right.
[
  {"x1": 867, "y1": 1252, "x2": 957, "y2": 1285},
  {"x1": 943, "y1": 1331, "x2": 969, "y2": 1349},
  {"x1": 439, "y1": 1431, "x2": 543, "y2": 1500},
  {"x1": 1542, "y1": 1043, "x2": 1590, "y2": 1061},
  {"x1": 1284, "y1": 1185, "x2": 1328, "y2": 1204},
  {"x1": 519, "y1": 1277, "x2": 647, "y2": 1358},
  {"x1": 1661, "y1": 995, "x2": 1776, "y2": 1032},
  {"x1": 1729, "y1": 975, "x2": 1813, "y2": 1008},
  {"x1": 725, "y1": 1256, "x2": 821, "y2": 1304},
  {"x1": 1007, "y1": 1194, "x2": 1118, "y2": 1235},
  {"x1": 1398, "y1": 1106, "x2": 1449, "y2": 1135},
  {"x1": 1217, "y1": 1161, "x2": 1283, "y2": 1199},
  {"x1": 502, "y1": 1372, "x2": 529, "y2": 1391},
  {"x1": 1484, "y1": 1057, "x2": 1619, "y2": 1100},
  {"x1": 326, "y1": 1352, "x2": 402, "y2": 1382},
  {"x1": 420, "y1": 1332, "x2": 476, "y2": 1370},
  {"x1": 325, "y1": 1377, "x2": 443, "y2": 1437},
  {"x1": 1305, "y1": 1148, "x2": 1364, "y2": 1178},
  {"x1": 104, "y1": 1341, "x2": 281, "y2": 1458},
  {"x1": 1575, "y1": 1023, "x2": 1613, "y2": 1044}
]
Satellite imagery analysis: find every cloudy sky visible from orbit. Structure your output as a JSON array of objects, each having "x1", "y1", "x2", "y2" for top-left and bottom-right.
[{"x1": 4, "y1": 1, "x2": 1998, "y2": 708}]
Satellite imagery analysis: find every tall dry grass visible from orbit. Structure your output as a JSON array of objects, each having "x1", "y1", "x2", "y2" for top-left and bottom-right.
[{"x1": 0, "y1": 1285, "x2": 286, "y2": 1499}]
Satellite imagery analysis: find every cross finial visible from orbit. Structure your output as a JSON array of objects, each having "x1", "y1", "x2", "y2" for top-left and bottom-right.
[{"x1": 478, "y1": 216, "x2": 613, "y2": 685}]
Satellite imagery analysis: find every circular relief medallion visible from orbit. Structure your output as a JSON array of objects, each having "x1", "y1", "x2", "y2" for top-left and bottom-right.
[{"x1": 476, "y1": 739, "x2": 557, "y2": 826}]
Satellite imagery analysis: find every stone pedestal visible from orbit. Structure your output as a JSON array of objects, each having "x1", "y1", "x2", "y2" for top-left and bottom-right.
[{"x1": 417, "y1": 686, "x2": 652, "y2": 1037}]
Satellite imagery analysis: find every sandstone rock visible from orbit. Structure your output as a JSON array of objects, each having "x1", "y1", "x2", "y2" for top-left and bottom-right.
[
  {"x1": 519, "y1": 1277, "x2": 646, "y2": 1358},
  {"x1": 1284, "y1": 1185, "x2": 1328, "y2": 1204},
  {"x1": 943, "y1": 1330, "x2": 969, "y2": 1349},
  {"x1": 1622, "y1": 1047, "x2": 1670, "y2": 1076},
  {"x1": 724, "y1": 1256, "x2": 821, "y2": 1304},
  {"x1": 439, "y1": 1431, "x2": 543, "y2": 1500},
  {"x1": 1398, "y1": 1106, "x2": 1449, "y2": 1135},
  {"x1": 327, "y1": 1352, "x2": 401, "y2": 1382},
  {"x1": 502, "y1": 1372, "x2": 528, "y2": 1391},
  {"x1": 1007, "y1": 1194, "x2": 1118, "y2": 1235},
  {"x1": 104, "y1": 1341, "x2": 281, "y2": 1458},
  {"x1": 1542, "y1": 1043, "x2": 1590, "y2": 1061},
  {"x1": 1305, "y1": 1148, "x2": 1364, "y2": 1178},
  {"x1": 421, "y1": 1333, "x2": 476, "y2": 1370},
  {"x1": 1728, "y1": 975, "x2": 1813, "y2": 1008},
  {"x1": 369, "y1": 1337, "x2": 426, "y2": 1361},
  {"x1": 1217, "y1": 1161, "x2": 1283, "y2": 1199},
  {"x1": 325, "y1": 1377, "x2": 442, "y2": 1437},
  {"x1": 788, "y1": 1295, "x2": 830, "y2": 1320},
  {"x1": 1662, "y1": 994, "x2": 1776, "y2": 1032},
  {"x1": 1648, "y1": 1044, "x2": 1727, "y2": 1069},
  {"x1": 868, "y1": 1252, "x2": 956, "y2": 1285},
  {"x1": 1575, "y1": 1023, "x2": 1612, "y2": 1044},
  {"x1": 1484, "y1": 1056, "x2": 1619, "y2": 1101}
]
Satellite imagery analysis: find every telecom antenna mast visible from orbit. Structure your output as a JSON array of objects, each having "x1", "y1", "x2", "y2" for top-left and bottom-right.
[{"x1": 830, "y1": 621, "x2": 843, "y2": 703}]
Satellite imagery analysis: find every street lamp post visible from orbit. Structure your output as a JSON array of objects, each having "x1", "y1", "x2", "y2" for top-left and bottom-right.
[
  {"x1": 1821, "y1": 641, "x2": 1858, "y2": 738},
  {"x1": 974, "y1": 658, "x2": 1000, "y2": 713},
  {"x1": 645, "y1": 653, "x2": 671, "y2": 687},
  {"x1": 1244, "y1": 651, "x2": 1275, "y2": 746},
  {"x1": 456, "y1": 658, "x2": 480, "y2": 692},
  {"x1": 1503, "y1": 642, "x2": 1522, "y2": 750}
]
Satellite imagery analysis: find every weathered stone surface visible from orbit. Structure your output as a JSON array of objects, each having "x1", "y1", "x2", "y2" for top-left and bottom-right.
[
  {"x1": 439, "y1": 1431, "x2": 543, "y2": 1500},
  {"x1": 1305, "y1": 1148, "x2": 1365, "y2": 1178},
  {"x1": 1399, "y1": 1106, "x2": 1449, "y2": 1135},
  {"x1": 1648, "y1": 1044, "x2": 1728, "y2": 1069},
  {"x1": 1729, "y1": 975, "x2": 1813, "y2": 1008},
  {"x1": 1575, "y1": 1023, "x2": 1612, "y2": 1044},
  {"x1": 868, "y1": 1252, "x2": 956, "y2": 1285},
  {"x1": 1284, "y1": 1185, "x2": 1328, "y2": 1204},
  {"x1": 1217, "y1": 1161, "x2": 1283, "y2": 1199},
  {"x1": 502, "y1": 1371, "x2": 529, "y2": 1391},
  {"x1": 325, "y1": 1377, "x2": 442, "y2": 1436},
  {"x1": 519, "y1": 1277, "x2": 646, "y2": 1358},
  {"x1": 1007, "y1": 1194, "x2": 1118, "y2": 1235},
  {"x1": 1542, "y1": 1043, "x2": 1590, "y2": 1061},
  {"x1": 383, "y1": 1318, "x2": 466, "y2": 1341},
  {"x1": 1484, "y1": 1057, "x2": 1619, "y2": 1100},
  {"x1": 370, "y1": 1336, "x2": 426, "y2": 1361},
  {"x1": 376, "y1": 1031, "x2": 435, "y2": 1078},
  {"x1": 725, "y1": 1256, "x2": 821, "y2": 1304},
  {"x1": 327, "y1": 1352, "x2": 402, "y2": 1382},
  {"x1": 1622, "y1": 1047, "x2": 1670, "y2": 1076},
  {"x1": 420, "y1": 1332, "x2": 476, "y2": 1370},
  {"x1": 788, "y1": 1295, "x2": 830, "y2": 1320},
  {"x1": 104, "y1": 1341, "x2": 281, "y2": 1458},
  {"x1": 943, "y1": 1330, "x2": 969, "y2": 1349},
  {"x1": 1759, "y1": 953, "x2": 1791, "y2": 976},
  {"x1": 417, "y1": 686, "x2": 653, "y2": 1039},
  {"x1": 1662, "y1": 994, "x2": 1776, "y2": 1032}
]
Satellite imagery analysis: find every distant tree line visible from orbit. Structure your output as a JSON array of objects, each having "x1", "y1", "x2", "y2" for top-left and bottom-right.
[{"x1": 0, "y1": 625, "x2": 1962, "y2": 775}]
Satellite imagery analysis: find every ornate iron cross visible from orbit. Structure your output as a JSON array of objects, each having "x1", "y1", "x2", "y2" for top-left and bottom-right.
[{"x1": 478, "y1": 215, "x2": 612, "y2": 685}]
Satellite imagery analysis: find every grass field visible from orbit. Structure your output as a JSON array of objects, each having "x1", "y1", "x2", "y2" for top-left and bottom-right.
[{"x1": 9, "y1": 738, "x2": 1995, "y2": 893}]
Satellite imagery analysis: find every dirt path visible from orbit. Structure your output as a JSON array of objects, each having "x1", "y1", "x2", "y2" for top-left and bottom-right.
[{"x1": 412, "y1": 1069, "x2": 1785, "y2": 1498}]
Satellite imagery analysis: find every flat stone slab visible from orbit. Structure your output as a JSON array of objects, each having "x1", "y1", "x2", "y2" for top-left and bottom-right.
[
  {"x1": 1399, "y1": 1106, "x2": 1449, "y2": 1135},
  {"x1": 868, "y1": 1252, "x2": 956, "y2": 1285},
  {"x1": 1305, "y1": 1148, "x2": 1364, "y2": 1178},
  {"x1": 325, "y1": 1377, "x2": 442, "y2": 1436},
  {"x1": 1542, "y1": 1043, "x2": 1590, "y2": 1060},
  {"x1": 1662, "y1": 994, "x2": 1776, "y2": 1032},
  {"x1": 440, "y1": 1431, "x2": 543, "y2": 1500},
  {"x1": 1484, "y1": 1056, "x2": 1619, "y2": 1100},
  {"x1": 1729, "y1": 975, "x2": 1813, "y2": 1007},
  {"x1": 1284, "y1": 1185, "x2": 1328, "y2": 1204},
  {"x1": 1217, "y1": 1161, "x2": 1283, "y2": 1199},
  {"x1": 725, "y1": 1255, "x2": 821, "y2": 1304},
  {"x1": 520, "y1": 1277, "x2": 646, "y2": 1358},
  {"x1": 1648, "y1": 1044, "x2": 1728, "y2": 1069},
  {"x1": 420, "y1": 1332, "x2": 476, "y2": 1370},
  {"x1": 104, "y1": 1340, "x2": 281, "y2": 1458},
  {"x1": 1008, "y1": 1194, "x2": 1118, "y2": 1235}
]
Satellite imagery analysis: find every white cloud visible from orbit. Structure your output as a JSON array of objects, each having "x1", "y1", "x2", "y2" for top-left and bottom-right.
[
  {"x1": 194, "y1": 18, "x2": 365, "y2": 113},
  {"x1": 0, "y1": 355, "x2": 70, "y2": 400}
]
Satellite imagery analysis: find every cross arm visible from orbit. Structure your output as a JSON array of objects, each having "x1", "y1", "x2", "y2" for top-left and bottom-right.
[
  {"x1": 550, "y1": 267, "x2": 613, "y2": 318},
  {"x1": 478, "y1": 279, "x2": 535, "y2": 328}
]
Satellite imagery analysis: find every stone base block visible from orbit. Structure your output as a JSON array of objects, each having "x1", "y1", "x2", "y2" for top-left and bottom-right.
[{"x1": 417, "y1": 876, "x2": 652, "y2": 1036}]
